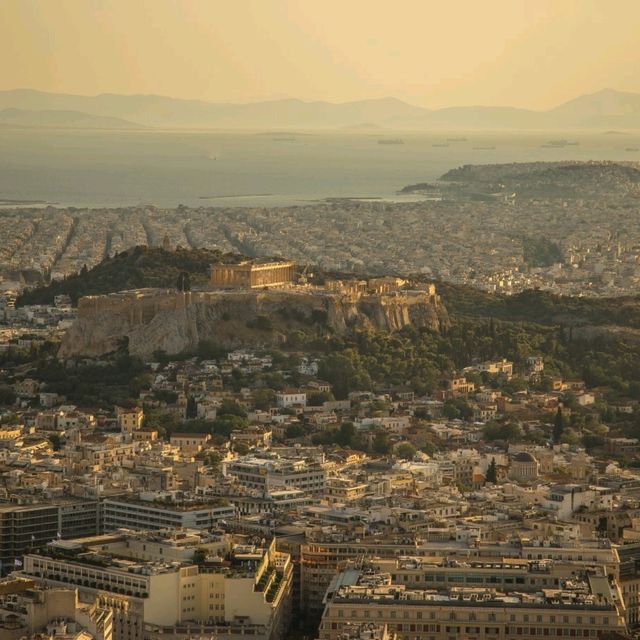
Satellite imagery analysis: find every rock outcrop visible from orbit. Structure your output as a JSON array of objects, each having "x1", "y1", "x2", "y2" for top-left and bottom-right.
[{"x1": 59, "y1": 287, "x2": 449, "y2": 358}]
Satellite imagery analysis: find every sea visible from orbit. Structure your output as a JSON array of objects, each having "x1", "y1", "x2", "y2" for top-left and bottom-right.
[{"x1": 0, "y1": 128, "x2": 638, "y2": 209}]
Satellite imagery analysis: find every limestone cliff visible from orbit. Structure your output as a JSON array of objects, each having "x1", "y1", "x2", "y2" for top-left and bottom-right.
[{"x1": 59, "y1": 287, "x2": 449, "y2": 358}]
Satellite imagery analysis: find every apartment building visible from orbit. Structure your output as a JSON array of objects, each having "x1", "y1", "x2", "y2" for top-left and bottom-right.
[
  {"x1": 19, "y1": 532, "x2": 293, "y2": 640},
  {"x1": 102, "y1": 495, "x2": 235, "y2": 532},
  {"x1": 319, "y1": 566, "x2": 627, "y2": 640},
  {"x1": 0, "y1": 577, "x2": 113, "y2": 640},
  {"x1": 116, "y1": 407, "x2": 144, "y2": 434},
  {"x1": 0, "y1": 499, "x2": 100, "y2": 571},
  {"x1": 224, "y1": 455, "x2": 328, "y2": 494}
]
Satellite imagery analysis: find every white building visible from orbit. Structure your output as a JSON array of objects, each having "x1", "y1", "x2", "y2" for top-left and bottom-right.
[{"x1": 275, "y1": 389, "x2": 307, "y2": 408}]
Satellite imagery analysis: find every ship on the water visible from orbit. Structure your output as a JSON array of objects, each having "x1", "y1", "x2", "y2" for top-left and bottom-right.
[
  {"x1": 378, "y1": 138, "x2": 404, "y2": 145},
  {"x1": 542, "y1": 139, "x2": 579, "y2": 148}
]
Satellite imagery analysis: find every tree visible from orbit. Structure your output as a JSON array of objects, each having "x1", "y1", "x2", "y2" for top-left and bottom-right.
[
  {"x1": 196, "y1": 339, "x2": 226, "y2": 360},
  {"x1": 0, "y1": 388, "x2": 16, "y2": 406},
  {"x1": 372, "y1": 431, "x2": 391, "y2": 455},
  {"x1": 318, "y1": 353, "x2": 372, "y2": 399},
  {"x1": 186, "y1": 395, "x2": 198, "y2": 420},
  {"x1": 234, "y1": 442, "x2": 250, "y2": 455},
  {"x1": 154, "y1": 389, "x2": 178, "y2": 404},
  {"x1": 335, "y1": 422, "x2": 356, "y2": 447},
  {"x1": 247, "y1": 315, "x2": 273, "y2": 331},
  {"x1": 443, "y1": 398, "x2": 473, "y2": 420},
  {"x1": 253, "y1": 389, "x2": 275, "y2": 410},
  {"x1": 211, "y1": 415, "x2": 248, "y2": 437},
  {"x1": 443, "y1": 400, "x2": 460, "y2": 419},
  {"x1": 203, "y1": 451, "x2": 222, "y2": 471},
  {"x1": 486, "y1": 457, "x2": 497, "y2": 483},
  {"x1": 397, "y1": 442, "x2": 417, "y2": 460},
  {"x1": 176, "y1": 271, "x2": 191, "y2": 292},
  {"x1": 483, "y1": 421, "x2": 521, "y2": 442},
  {"x1": 48, "y1": 433, "x2": 64, "y2": 451},
  {"x1": 286, "y1": 423, "x2": 305, "y2": 439},
  {"x1": 219, "y1": 399, "x2": 247, "y2": 417},
  {"x1": 308, "y1": 390, "x2": 334, "y2": 406},
  {"x1": 553, "y1": 406, "x2": 565, "y2": 444},
  {"x1": 422, "y1": 441, "x2": 437, "y2": 456},
  {"x1": 503, "y1": 377, "x2": 528, "y2": 395},
  {"x1": 192, "y1": 548, "x2": 207, "y2": 564}
]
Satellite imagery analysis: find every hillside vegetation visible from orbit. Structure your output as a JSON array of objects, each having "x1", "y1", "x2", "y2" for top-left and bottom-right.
[
  {"x1": 16, "y1": 246, "x2": 242, "y2": 306},
  {"x1": 437, "y1": 283, "x2": 640, "y2": 330}
]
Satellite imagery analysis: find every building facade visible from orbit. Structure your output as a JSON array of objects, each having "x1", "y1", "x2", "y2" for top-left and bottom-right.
[
  {"x1": 101, "y1": 496, "x2": 234, "y2": 532},
  {"x1": 319, "y1": 566, "x2": 627, "y2": 640}
]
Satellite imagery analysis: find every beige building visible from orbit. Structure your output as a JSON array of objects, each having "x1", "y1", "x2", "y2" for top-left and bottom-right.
[
  {"x1": 211, "y1": 260, "x2": 295, "y2": 289},
  {"x1": 0, "y1": 577, "x2": 113, "y2": 640},
  {"x1": 286, "y1": 535, "x2": 623, "y2": 624},
  {"x1": 19, "y1": 532, "x2": 293, "y2": 640},
  {"x1": 319, "y1": 566, "x2": 627, "y2": 640},
  {"x1": 117, "y1": 407, "x2": 144, "y2": 434},
  {"x1": 170, "y1": 432, "x2": 211, "y2": 454}
]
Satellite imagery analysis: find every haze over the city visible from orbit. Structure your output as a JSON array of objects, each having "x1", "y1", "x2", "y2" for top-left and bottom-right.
[{"x1": 2, "y1": 0, "x2": 640, "y2": 110}]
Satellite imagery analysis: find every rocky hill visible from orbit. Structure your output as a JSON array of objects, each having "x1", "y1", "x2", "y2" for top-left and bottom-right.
[{"x1": 58, "y1": 287, "x2": 449, "y2": 358}]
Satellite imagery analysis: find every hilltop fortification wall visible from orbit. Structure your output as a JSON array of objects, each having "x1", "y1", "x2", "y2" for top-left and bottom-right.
[{"x1": 61, "y1": 287, "x2": 448, "y2": 358}]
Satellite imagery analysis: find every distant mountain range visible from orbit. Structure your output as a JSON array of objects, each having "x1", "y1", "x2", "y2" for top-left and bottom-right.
[
  {"x1": 0, "y1": 107, "x2": 143, "y2": 129},
  {"x1": 0, "y1": 87, "x2": 639, "y2": 130}
]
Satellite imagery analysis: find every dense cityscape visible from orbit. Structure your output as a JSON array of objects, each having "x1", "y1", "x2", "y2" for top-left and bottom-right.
[
  {"x1": 4, "y1": 2, "x2": 640, "y2": 640},
  {"x1": 2, "y1": 162, "x2": 640, "y2": 300},
  {"x1": 1, "y1": 241, "x2": 640, "y2": 640}
]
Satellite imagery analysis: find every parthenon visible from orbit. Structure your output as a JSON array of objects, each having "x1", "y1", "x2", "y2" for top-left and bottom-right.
[{"x1": 210, "y1": 259, "x2": 295, "y2": 289}]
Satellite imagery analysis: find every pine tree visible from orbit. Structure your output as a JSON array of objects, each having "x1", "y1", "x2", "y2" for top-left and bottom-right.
[
  {"x1": 486, "y1": 457, "x2": 497, "y2": 483},
  {"x1": 186, "y1": 395, "x2": 198, "y2": 420},
  {"x1": 553, "y1": 406, "x2": 565, "y2": 443}
]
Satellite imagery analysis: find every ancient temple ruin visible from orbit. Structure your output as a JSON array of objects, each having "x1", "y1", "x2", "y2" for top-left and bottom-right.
[{"x1": 210, "y1": 259, "x2": 295, "y2": 289}]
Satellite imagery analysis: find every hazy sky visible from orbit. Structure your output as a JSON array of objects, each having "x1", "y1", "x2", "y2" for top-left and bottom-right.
[{"x1": 2, "y1": 0, "x2": 640, "y2": 109}]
